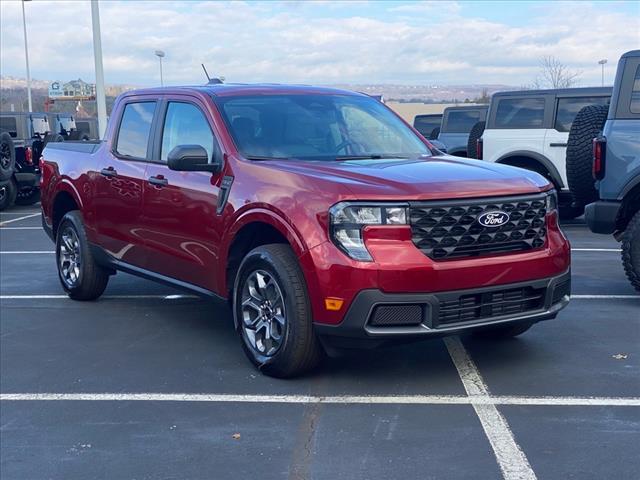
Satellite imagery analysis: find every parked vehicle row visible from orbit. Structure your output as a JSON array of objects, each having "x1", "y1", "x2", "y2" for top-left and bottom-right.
[
  {"x1": 0, "y1": 112, "x2": 100, "y2": 210},
  {"x1": 41, "y1": 84, "x2": 571, "y2": 377}
]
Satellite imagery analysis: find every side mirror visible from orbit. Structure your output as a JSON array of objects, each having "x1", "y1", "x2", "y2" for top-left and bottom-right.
[{"x1": 167, "y1": 145, "x2": 220, "y2": 173}]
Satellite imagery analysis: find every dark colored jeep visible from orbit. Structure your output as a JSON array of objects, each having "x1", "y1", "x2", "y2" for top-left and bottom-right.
[{"x1": 0, "y1": 112, "x2": 48, "y2": 209}]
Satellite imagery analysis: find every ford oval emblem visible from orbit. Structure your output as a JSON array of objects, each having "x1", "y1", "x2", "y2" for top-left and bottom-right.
[{"x1": 477, "y1": 211, "x2": 510, "y2": 228}]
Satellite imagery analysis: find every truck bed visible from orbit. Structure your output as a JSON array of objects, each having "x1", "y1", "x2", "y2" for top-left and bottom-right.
[{"x1": 44, "y1": 140, "x2": 102, "y2": 154}]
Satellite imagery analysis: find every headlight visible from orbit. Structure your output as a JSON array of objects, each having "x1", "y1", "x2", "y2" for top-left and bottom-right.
[
  {"x1": 329, "y1": 202, "x2": 408, "y2": 261},
  {"x1": 545, "y1": 190, "x2": 558, "y2": 212}
]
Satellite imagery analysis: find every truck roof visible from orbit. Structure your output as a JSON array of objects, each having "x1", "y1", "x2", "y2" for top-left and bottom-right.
[
  {"x1": 621, "y1": 49, "x2": 640, "y2": 59},
  {"x1": 442, "y1": 105, "x2": 488, "y2": 113},
  {"x1": 120, "y1": 83, "x2": 365, "y2": 98},
  {"x1": 492, "y1": 86, "x2": 612, "y2": 98}
]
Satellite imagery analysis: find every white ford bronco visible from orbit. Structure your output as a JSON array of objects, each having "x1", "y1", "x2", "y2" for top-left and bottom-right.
[{"x1": 477, "y1": 87, "x2": 611, "y2": 219}]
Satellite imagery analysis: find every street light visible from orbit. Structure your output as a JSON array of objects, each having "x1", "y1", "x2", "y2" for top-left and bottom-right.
[
  {"x1": 21, "y1": 0, "x2": 32, "y2": 112},
  {"x1": 91, "y1": 0, "x2": 107, "y2": 139},
  {"x1": 598, "y1": 59, "x2": 607, "y2": 87},
  {"x1": 155, "y1": 50, "x2": 165, "y2": 87}
]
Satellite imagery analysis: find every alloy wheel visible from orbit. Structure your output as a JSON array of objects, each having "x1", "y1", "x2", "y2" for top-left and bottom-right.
[
  {"x1": 59, "y1": 226, "x2": 82, "y2": 288},
  {"x1": 240, "y1": 270, "x2": 286, "y2": 357}
]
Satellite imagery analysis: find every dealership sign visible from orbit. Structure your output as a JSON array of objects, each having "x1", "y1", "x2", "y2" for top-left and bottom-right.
[{"x1": 48, "y1": 81, "x2": 64, "y2": 98}]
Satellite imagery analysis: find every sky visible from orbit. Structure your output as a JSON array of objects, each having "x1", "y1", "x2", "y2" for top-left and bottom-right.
[{"x1": 0, "y1": 0, "x2": 638, "y2": 87}]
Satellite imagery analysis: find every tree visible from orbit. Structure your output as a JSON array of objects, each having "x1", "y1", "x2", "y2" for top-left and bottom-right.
[{"x1": 537, "y1": 56, "x2": 582, "y2": 89}]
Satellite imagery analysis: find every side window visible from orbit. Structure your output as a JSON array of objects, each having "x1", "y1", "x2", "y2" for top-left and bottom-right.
[
  {"x1": 444, "y1": 110, "x2": 482, "y2": 133},
  {"x1": 495, "y1": 97, "x2": 545, "y2": 129},
  {"x1": 555, "y1": 96, "x2": 610, "y2": 132},
  {"x1": 115, "y1": 102, "x2": 156, "y2": 159},
  {"x1": 0, "y1": 117, "x2": 18, "y2": 137},
  {"x1": 413, "y1": 115, "x2": 441, "y2": 135},
  {"x1": 630, "y1": 65, "x2": 640, "y2": 114},
  {"x1": 161, "y1": 102, "x2": 214, "y2": 162}
]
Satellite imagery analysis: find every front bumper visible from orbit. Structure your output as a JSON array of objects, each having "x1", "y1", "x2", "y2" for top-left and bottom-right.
[
  {"x1": 314, "y1": 269, "x2": 570, "y2": 348},
  {"x1": 585, "y1": 200, "x2": 622, "y2": 234}
]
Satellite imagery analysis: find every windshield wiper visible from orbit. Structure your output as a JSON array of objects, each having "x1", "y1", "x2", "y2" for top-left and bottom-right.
[
  {"x1": 245, "y1": 155, "x2": 289, "y2": 161},
  {"x1": 334, "y1": 154, "x2": 413, "y2": 161}
]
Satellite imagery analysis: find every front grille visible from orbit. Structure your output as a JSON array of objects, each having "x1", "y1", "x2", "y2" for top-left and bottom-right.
[
  {"x1": 437, "y1": 286, "x2": 546, "y2": 326},
  {"x1": 369, "y1": 304, "x2": 423, "y2": 326},
  {"x1": 410, "y1": 194, "x2": 547, "y2": 260}
]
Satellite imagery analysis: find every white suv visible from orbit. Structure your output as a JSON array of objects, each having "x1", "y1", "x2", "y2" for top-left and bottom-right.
[{"x1": 478, "y1": 87, "x2": 611, "y2": 218}]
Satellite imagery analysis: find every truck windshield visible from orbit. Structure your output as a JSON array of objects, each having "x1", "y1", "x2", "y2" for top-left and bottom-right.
[
  {"x1": 215, "y1": 94, "x2": 431, "y2": 160},
  {"x1": 31, "y1": 117, "x2": 49, "y2": 137}
]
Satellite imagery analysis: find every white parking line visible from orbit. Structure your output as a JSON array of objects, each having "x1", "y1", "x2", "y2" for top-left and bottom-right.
[
  {"x1": 0, "y1": 251, "x2": 54, "y2": 254},
  {"x1": 572, "y1": 295, "x2": 640, "y2": 299},
  {"x1": 445, "y1": 336, "x2": 536, "y2": 480},
  {"x1": 0, "y1": 294, "x2": 197, "y2": 300},
  {"x1": 0, "y1": 212, "x2": 41, "y2": 226},
  {"x1": 0, "y1": 211, "x2": 40, "y2": 216},
  {"x1": 572, "y1": 248, "x2": 621, "y2": 252},
  {"x1": 0, "y1": 226, "x2": 43, "y2": 230},
  {"x1": 1, "y1": 392, "x2": 638, "y2": 406}
]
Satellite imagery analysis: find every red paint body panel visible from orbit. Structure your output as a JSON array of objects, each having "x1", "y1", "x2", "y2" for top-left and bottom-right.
[{"x1": 40, "y1": 84, "x2": 571, "y2": 329}]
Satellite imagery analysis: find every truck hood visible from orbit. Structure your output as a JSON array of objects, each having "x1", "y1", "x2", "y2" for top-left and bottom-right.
[{"x1": 264, "y1": 155, "x2": 551, "y2": 200}]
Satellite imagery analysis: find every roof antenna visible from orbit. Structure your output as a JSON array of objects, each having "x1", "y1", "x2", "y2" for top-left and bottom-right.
[
  {"x1": 201, "y1": 64, "x2": 211, "y2": 82},
  {"x1": 202, "y1": 63, "x2": 224, "y2": 85}
]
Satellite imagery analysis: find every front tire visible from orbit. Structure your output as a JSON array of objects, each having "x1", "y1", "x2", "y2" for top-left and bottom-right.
[
  {"x1": 233, "y1": 244, "x2": 323, "y2": 377},
  {"x1": 56, "y1": 211, "x2": 109, "y2": 300},
  {"x1": 622, "y1": 210, "x2": 640, "y2": 292},
  {"x1": 472, "y1": 321, "x2": 534, "y2": 339}
]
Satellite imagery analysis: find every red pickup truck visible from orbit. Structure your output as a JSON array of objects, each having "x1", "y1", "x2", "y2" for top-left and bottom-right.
[{"x1": 40, "y1": 84, "x2": 571, "y2": 377}]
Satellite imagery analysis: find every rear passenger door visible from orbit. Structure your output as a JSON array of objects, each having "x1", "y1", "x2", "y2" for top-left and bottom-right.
[
  {"x1": 92, "y1": 98, "x2": 156, "y2": 267},
  {"x1": 544, "y1": 95, "x2": 610, "y2": 187},
  {"x1": 139, "y1": 97, "x2": 224, "y2": 292}
]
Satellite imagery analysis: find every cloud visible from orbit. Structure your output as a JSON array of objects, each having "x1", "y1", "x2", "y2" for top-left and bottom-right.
[{"x1": 0, "y1": 0, "x2": 637, "y2": 87}]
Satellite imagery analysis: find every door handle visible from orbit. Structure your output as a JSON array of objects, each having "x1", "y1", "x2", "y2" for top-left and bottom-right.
[
  {"x1": 100, "y1": 167, "x2": 117, "y2": 177},
  {"x1": 549, "y1": 142, "x2": 568, "y2": 147},
  {"x1": 148, "y1": 175, "x2": 168, "y2": 187}
]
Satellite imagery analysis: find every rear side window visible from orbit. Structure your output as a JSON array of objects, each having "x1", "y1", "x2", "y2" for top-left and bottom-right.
[
  {"x1": 76, "y1": 121, "x2": 89, "y2": 135},
  {"x1": 161, "y1": 102, "x2": 215, "y2": 162},
  {"x1": 555, "y1": 96, "x2": 610, "y2": 131},
  {"x1": 631, "y1": 65, "x2": 640, "y2": 114},
  {"x1": 443, "y1": 110, "x2": 482, "y2": 133},
  {"x1": 0, "y1": 117, "x2": 17, "y2": 137},
  {"x1": 495, "y1": 97, "x2": 545, "y2": 128},
  {"x1": 115, "y1": 102, "x2": 156, "y2": 159},
  {"x1": 413, "y1": 115, "x2": 441, "y2": 136}
]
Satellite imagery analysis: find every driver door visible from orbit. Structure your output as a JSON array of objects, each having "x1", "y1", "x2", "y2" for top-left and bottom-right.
[{"x1": 139, "y1": 97, "x2": 225, "y2": 293}]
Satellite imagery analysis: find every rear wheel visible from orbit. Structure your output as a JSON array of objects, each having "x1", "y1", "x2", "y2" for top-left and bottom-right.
[
  {"x1": 466, "y1": 121, "x2": 485, "y2": 159},
  {"x1": 234, "y1": 244, "x2": 323, "y2": 377},
  {"x1": 0, "y1": 132, "x2": 15, "y2": 181},
  {"x1": 566, "y1": 104, "x2": 608, "y2": 206},
  {"x1": 622, "y1": 210, "x2": 640, "y2": 292},
  {"x1": 56, "y1": 211, "x2": 109, "y2": 300},
  {"x1": 0, "y1": 178, "x2": 17, "y2": 211}
]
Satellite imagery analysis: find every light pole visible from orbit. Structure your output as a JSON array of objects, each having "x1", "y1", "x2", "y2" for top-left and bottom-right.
[
  {"x1": 91, "y1": 0, "x2": 107, "y2": 139},
  {"x1": 155, "y1": 50, "x2": 165, "y2": 87},
  {"x1": 21, "y1": 0, "x2": 32, "y2": 112},
  {"x1": 598, "y1": 59, "x2": 607, "y2": 87}
]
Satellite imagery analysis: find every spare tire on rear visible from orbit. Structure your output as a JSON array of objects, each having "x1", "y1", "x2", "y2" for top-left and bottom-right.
[
  {"x1": 0, "y1": 131, "x2": 16, "y2": 181},
  {"x1": 466, "y1": 121, "x2": 486, "y2": 159},
  {"x1": 566, "y1": 104, "x2": 608, "y2": 206},
  {"x1": 44, "y1": 133, "x2": 64, "y2": 146}
]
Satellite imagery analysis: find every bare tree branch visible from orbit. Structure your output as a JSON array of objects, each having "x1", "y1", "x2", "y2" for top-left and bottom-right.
[{"x1": 538, "y1": 56, "x2": 582, "y2": 89}]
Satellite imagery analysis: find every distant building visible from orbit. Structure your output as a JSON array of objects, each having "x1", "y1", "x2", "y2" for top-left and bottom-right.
[
  {"x1": 49, "y1": 79, "x2": 96, "y2": 99},
  {"x1": 63, "y1": 79, "x2": 96, "y2": 97}
]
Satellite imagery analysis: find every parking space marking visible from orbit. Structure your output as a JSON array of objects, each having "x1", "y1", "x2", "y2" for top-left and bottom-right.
[
  {"x1": 445, "y1": 336, "x2": 536, "y2": 480},
  {"x1": 0, "y1": 211, "x2": 40, "y2": 216},
  {"x1": 0, "y1": 294, "x2": 197, "y2": 300},
  {"x1": 572, "y1": 295, "x2": 640, "y2": 299},
  {"x1": 0, "y1": 251, "x2": 54, "y2": 254},
  {"x1": 1, "y1": 393, "x2": 638, "y2": 406},
  {"x1": 0, "y1": 226, "x2": 44, "y2": 230},
  {"x1": 0, "y1": 213, "x2": 41, "y2": 226},
  {"x1": 572, "y1": 248, "x2": 622, "y2": 252}
]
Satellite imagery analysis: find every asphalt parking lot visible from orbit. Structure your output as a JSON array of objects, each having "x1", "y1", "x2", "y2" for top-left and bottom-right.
[{"x1": 1, "y1": 204, "x2": 638, "y2": 480}]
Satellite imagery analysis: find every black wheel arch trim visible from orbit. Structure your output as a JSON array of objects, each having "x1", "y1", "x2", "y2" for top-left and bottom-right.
[{"x1": 495, "y1": 150, "x2": 564, "y2": 189}]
